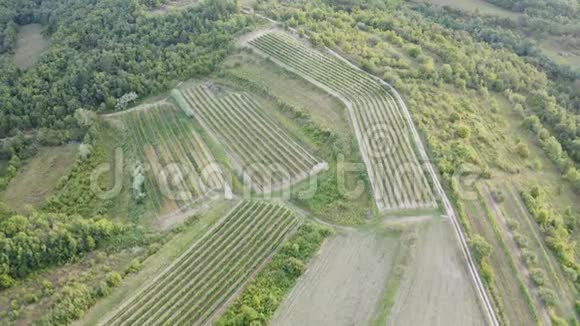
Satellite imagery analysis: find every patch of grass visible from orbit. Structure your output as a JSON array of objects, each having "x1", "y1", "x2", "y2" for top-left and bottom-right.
[
  {"x1": 418, "y1": 0, "x2": 521, "y2": 18},
  {"x1": 371, "y1": 226, "x2": 417, "y2": 325},
  {"x1": 0, "y1": 145, "x2": 78, "y2": 212},
  {"x1": 538, "y1": 37, "x2": 580, "y2": 68}
]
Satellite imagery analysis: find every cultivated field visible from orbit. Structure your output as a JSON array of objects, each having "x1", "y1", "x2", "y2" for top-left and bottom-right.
[
  {"x1": 175, "y1": 85, "x2": 327, "y2": 193},
  {"x1": 388, "y1": 219, "x2": 487, "y2": 325},
  {"x1": 101, "y1": 200, "x2": 300, "y2": 326},
  {"x1": 120, "y1": 101, "x2": 230, "y2": 216},
  {"x1": 272, "y1": 230, "x2": 399, "y2": 326},
  {"x1": 13, "y1": 24, "x2": 50, "y2": 69},
  {"x1": 248, "y1": 31, "x2": 436, "y2": 212}
]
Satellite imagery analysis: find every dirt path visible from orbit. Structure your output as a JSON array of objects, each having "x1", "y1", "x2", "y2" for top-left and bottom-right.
[
  {"x1": 388, "y1": 218, "x2": 487, "y2": 325},
  {"x1": 271, "y1": 230, "x2": 398, "y2": 326}
]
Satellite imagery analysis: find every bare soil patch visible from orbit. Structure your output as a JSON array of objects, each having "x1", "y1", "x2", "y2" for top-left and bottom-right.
[
  {"x1": 388, "y1": 218, "x2": 487, "y2": 325},
  {"x1": 271, "y1": 230, "x2": 399, "y2": 326}
]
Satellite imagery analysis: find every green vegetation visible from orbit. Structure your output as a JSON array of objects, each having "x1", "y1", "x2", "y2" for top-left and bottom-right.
[
  {"x1": 0, "y1": 207, "x2": 124, "y2": 287},
  {"x1": 216, "y1": 222, "x2": 331, "y2": 325},
  {"x1": 521, "y1": 187, "x2": 579, "y2": 292}
]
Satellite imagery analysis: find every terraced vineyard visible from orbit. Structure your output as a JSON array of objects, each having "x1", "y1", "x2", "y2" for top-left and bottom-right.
[
  {"x1": 122, "y1": 102, "x2": 230, "y2": 214},
  {"x1": 103, "y1": 200, "x2": 300, "y2": 326},
  {"x1": 175, "y1": 85, "x2": 327, "y2": 193},
  {"x1": 249, "y1": 31, "x2": 436, "y2": 211}
]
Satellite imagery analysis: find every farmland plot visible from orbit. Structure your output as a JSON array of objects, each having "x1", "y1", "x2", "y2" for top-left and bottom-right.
[
  {"x1": 101, "y1": 200, "x2": 300, "y2": 326},
  {"x1": 388, "y1": 219, "x2": 487, "y2": 325},
  {"x1": 176, "y1": 85, "x2": 327, "y2": 193},
  {"x1": 272, "y1": 230, "x2": 399, "y2": 326},
  {"x1": 121, "y1": 102, "x2": 230, "y2": 215},
  {"x1": 248, "y1": 31, "x2": 436, "y2": 211}
]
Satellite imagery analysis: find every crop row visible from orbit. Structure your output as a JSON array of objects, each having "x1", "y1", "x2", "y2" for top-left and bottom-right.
[
  {"x1": 180, "y1": 85, "x2": 324, "y2": 193},
  {"x1": 250, "y1": 32, "x2": 436, "y2": 210},
  {"x1": 123, "y1": 103, "x2": 227, "y2": 210},
  {"x1": 104, "y1": 200, "x2": 299, "y2": 326}
]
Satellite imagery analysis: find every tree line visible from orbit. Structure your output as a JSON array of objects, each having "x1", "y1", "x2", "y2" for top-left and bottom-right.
[{"x1": 0, "y1": 204, "x2": 124, "y2": 289}]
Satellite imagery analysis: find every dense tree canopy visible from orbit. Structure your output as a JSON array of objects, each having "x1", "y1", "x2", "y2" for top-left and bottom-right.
[
  {"x1": 0, "y1": 206, "x2": 124, "y2": 287},
  {"x1": 0, "y1": 0, "x2": 251, "y2": 139}
]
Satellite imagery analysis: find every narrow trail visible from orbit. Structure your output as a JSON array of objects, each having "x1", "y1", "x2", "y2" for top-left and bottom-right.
[{"x1": 241, "y1": 13, "x2": 500, "y2": 326}]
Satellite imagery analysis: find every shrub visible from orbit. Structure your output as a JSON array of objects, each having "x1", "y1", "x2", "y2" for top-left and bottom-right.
[
  {"x1": 490, "y1": 190, "x2": 505, "y2": 203},
  {"x1": 42, "y1": 279, "x2": 55, "y2": 296},
  {"x1": 480, "y1": 259, "x2": 495, "y2": 285},
  {"x1": 405, "y1": 44, "x2": 421, "y2": 58},
  {"x1": 506, "y1": 218, "x2": 519, "y2": 231},
  {"x1": 530, "y1": 268, "x2": 545, "y2": 286},
  {"x1": 470, "y1": 235, "x2": 492, "y2": 263},
  {"x1": 106, "y1": 272, "x2": 122, "y2": 287},
  {"x1": 456, "y1": 125, "x2": 471, "y2": 139},
  {"x1": 513, "y1": 232, "x2": 528, "y2": 248},
  {"x1": 284, "y1": 258, "x2": 306, "y2": 277},
  {"x1": 514, "y1": 142, "x2": 530, "y2": 158},
  {"x1": 125, "y1": 259, "x2": 142, "y2": 275},
  {"x1": 0, "y1": 274, "x2": 15, "y2": 289},
  {"x1": 539, "y1": 287, "x2": 557, "y2": 306},
  {"x1": 95, "y1": 281, "x2": 111, "y2": 297},
  {"x1": 563, "y1": 266, "x2": 577, "y2": 282},
  {"x1": 522, "y1": 249, "x2": 538, "y2": 266},
  {"x1": 24, "y1": 292, "x2": 39, "y2": 304}
]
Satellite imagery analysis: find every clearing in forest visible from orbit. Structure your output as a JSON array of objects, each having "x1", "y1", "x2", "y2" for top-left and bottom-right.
[
  {"x1": 248, "y1": 31, "x2": 436, "y2": 212},
  {"x1": 120, "y1": 101, "x2": 230, "y2": 216},
  {"x1": 174, "y1": 84, "x2": 327, "y2": 193},
  {"x1": 0, "y1": 144, "x2": 77, "y2": 211},
  {"x1": 101, "y1": 200, "x2": 300, "y2": 326},
  {"x1": 13, "y1": 24, "x2": 50, "y2": 69}
]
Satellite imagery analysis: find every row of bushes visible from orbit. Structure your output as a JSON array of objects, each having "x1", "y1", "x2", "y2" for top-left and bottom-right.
[
  {"x1": 521, "y1": 187, "x2": 579, "y2": 292},
  {"x1": 216, "y1": 223, "x2": 332, "y2": 325}
]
